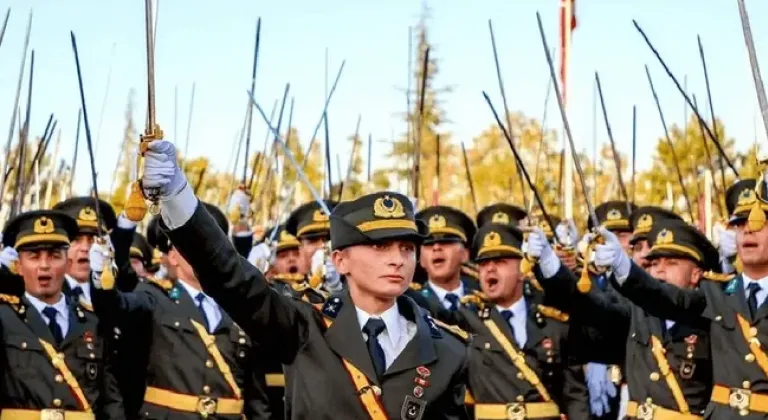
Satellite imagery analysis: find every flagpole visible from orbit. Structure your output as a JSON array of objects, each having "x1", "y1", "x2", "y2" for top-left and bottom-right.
[{"x1": 560, "y1": 0, "x2": 574, "y2": 220}]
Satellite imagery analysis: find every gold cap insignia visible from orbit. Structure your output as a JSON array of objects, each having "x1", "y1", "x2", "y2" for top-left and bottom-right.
[
  {"x1": 637, "y1": 214, "x2": 653, "y2": 230},
  {"x1": 279, "y1": 231, "x2": 292, "y2": 242},
  {"x1": 656, "y1": 229, "x2": 674, "y2": 245},
  {"x1": 312, "y1": 209, "x2": 329, "y2": 223},
  {"x1": 492, "y1": 212, "x2": 510, "y2": 224},
  {"x1": 33, "y1": 217, "x2": 55, "y2": 234},
  {"x1": 429, "y1": 214, "x2": 447, "y2": 231},
  {"x1": 738, "y1": 189, "x2": 757, "y2": 206},
  {"x1": 482, "y1": 231, "x2": 502, "y2": 248},
  {"x1": 78, "y1": 207, "x2": 97, "y2": 222},
  {"x1": 607, "y1": 209, "x2": 622, "y2": 221},
  {"x1": 373, "y1": 195, "x2": 406, "y2": 219}
]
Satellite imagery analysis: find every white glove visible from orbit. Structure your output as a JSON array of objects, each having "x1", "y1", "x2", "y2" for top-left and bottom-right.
[
  {"x1": 526, "y1": 228, "x2": 561, "y2": 278},
  {"x1": 89, "y1": 239, "x2": 114, "y2": 274},
  {"x1": 142, "y1": 140, "x2": 188, "y2": 199},
  {"x1": 247, "y1": 242, "x2": 272, "y2": 273},
  {"x1": 323, "y1": 259, "x2": 343, "y2": 291},
  {"x1": 555, "y1": 219, "x2": 579, "y2": 248},
  {"x1": 717, "y1": 226, "x2": 737, "y2": 260},
  {"x1": 155, "y1": 264, "x2": 168, "y2": 280},
  {"x1": 0, "y1": 247, "x2": 18, "y2": 269},
  {"x1": 310, "y1": 248, "x2": 326, "y2": 277},
  {"x1": 594, "y1": 227, "x2": 631, "y2": 282},
  {"x1": 116, "y1": 213, "x2": 138, "y2": 230},
  {"x1": 228, "y1": 189, "x2": 250, "y2": 220}
]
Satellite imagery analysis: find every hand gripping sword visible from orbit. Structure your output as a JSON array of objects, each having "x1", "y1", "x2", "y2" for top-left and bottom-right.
[{"x1": 125, "y1": 0, "x2": 163, "y2": 222}]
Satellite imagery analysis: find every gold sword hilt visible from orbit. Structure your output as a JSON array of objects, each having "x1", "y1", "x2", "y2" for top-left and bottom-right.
[{"x1": 124, "y1": 124, "x2": 164, "y2": 222}]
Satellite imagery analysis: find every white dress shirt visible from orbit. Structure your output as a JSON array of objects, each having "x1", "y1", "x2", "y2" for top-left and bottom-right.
[
  {"x1": 26, "y1": 292, "x2": 69, "y2": 337},
  {"x1": 355, "y1": 303, "x2": 416, "y2": 369},
  {"x1": 428, "y1": 281, "x2": 465, "y2": 310},
  {"x1": 178, "y1": 278, "x2": 222, "y2": 332},
  {"x1": 65, "y1": 274, "x2": 92, "y2": 306},
  {"x1": 496, "y1": 298, "x2": 528, "y2": 348},
  {"x1": 743, "y1": 273, "x2": 768, "y2": 309}
]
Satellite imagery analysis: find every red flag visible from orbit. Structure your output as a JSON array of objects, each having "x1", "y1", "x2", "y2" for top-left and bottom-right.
[{"x1": 559, "y1": 0, "x2": 577, "y2": 105}]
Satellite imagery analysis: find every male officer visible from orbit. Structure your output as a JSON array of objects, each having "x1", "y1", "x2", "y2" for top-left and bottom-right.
[
  {"x1": 129, "y1": 232, "x2": 156, "y2": 278},
  {"x1": 529, "y1": 219, "x2": 716, "y2": 419},
  {"x1": 476, "y1": 203, "x2": 527, "y2": 228},
  {"x1": 0, "y1": 209, "x2": 124, "y2": 419},
  {"x1": 284, "y1": 200, "x2": 337, "y2": 272},
  {"x1": 144, "y1": 138, "x2": 470, "y2": 419},
  {"x1": 53, "y1": 197, "x2": 117, "y2": 310},
  {"x1": 628, "y1": 206, "x2": 682, "y2": 269}
]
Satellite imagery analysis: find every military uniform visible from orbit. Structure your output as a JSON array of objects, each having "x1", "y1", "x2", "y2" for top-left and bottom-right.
[
  {"x1": 0, "y1": 210, "x2": 124, "y2": 419},
  {"x1": 537, "y1": 219, "x2": 718, "y2": 419},
  {"x1": 476, "y1": 203, "x2": 528, "y2": 228},
  {"x1": 92, "y1": 203, "x2": 270, "y2": 419},
  {"x1": 161, "y1": 190, "x2": 470, "y2": 419}
]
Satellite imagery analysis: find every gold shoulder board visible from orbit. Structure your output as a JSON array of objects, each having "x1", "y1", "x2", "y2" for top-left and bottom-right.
[
  {"x1": 291, "y1": 282, "x2": 310, "y2": 292},
  {"x1": 408, "y1": 282, "x2": 423, "y2": 291},
  {"x1": 0, "y1": 293, "x2": 20, "y2": 305},
  {"x1": 147, "y1": 277, "x2": 173, "y2": 291},
  {"x1": 459, "y1": 293, "x2": 484, "y2": 307},
  {"x1": 703, "y1": 271, "x2": 735, "y2": 283},
  {"x1": 432, "y1": 318, "x2": 470, "y2": 342},
  {"x1": 537, "y1": 305, "x2": 569, "y2": 322}
]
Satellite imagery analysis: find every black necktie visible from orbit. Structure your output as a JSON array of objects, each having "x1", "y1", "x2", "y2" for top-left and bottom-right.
[
  {"x1": 445, "y1": 293, "x2": 460, "y2": 311},
  {"x1": 42, "y1": 306, "x2": 64, "y2": 345},
  {"x1": 195, "y1": 293, "x2": 210, "y2": 331},
  {"x1": 363, "y1": 318, "x2": 387, "y2": 378},
  {"x1": 71, "y1": 286, "x2": 83, "y2": 301},
  {"x1": 748, "y1": 283, "x2": 762, "y2": 319},
  {"x1": 501, "y1": 309, "x2": 516, "y2": 339}
]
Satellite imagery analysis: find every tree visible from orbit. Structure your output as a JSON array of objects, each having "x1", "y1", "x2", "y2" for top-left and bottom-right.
[{"x1": 109, "y1": 89, "x2": 138, "y2": 214}]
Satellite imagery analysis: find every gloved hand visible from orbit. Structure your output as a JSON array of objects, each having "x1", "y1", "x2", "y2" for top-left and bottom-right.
[
  {"x1": 142, "y1": 140, "x2": 188, "y2": 200},
  {"x1": 116, "y1": 213, "x2": 138, "y2": 231},
  {"x1": 228, "y1": 189, "x2": 250, "y2": 220},
  {"x1": 526, "y1": 227, "x2": 560, "y2": 278},
  {"x1": 0, "y1": 247, "x2": 18, "y2": 269},
  {"x1": 247, "y1": 243, "x2": 272, "y2": 273},
  {"x1": 717, "y1": 226, "x2": 737, "y2": 260},
  {"x1": 585, "y1": 363, "x2": 617, "y2": 416},
  {"x1": 310, "y1": 248, "x2": 326, "y2": 278},
  {"x1": 323, "y1": 258, "x2": 343, "y2": 292},
  {"x1": 555, "y1": 219, "x2": 579, "y2": 248},
  {"x1": 594, "y1": 227, "x2": 631, "y2": 280},
  {"x1": 89, "y1": 239, "x2": 114, "y2": 274}
]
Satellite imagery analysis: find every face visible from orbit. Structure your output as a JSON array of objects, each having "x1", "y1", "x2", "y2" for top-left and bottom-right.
[
  {"x1": 478, "y1": 257, "x2": 522, "y2": 306},
  {"x1": 615, "y1": 231, "x2": 633, "y2": 253},
  {"x1": 168, "y1": 247, "x2": 197, "y2": 284},
  {"x1": 300, "y1": 237, "x2": 327, "y2": 268},
  {"x1": 67, "y1": 233, "x2": 95, "y2": 282},
  {"x1": 632, "y1": 239, "x2": 652, "y2": 269},
  {"x1": 160, "y1": 253, "x2": 177, "y2": 281},
  {"x1": 19, "y1": 247, "x2": 68, "y2": 302},
  {"x1": 130, "y1": 257, "x2": 148, "y2": 278},
  {"x1": 273, "y1": 248, "x2": 303, "y2": 275},
  {"x1": 648, "y1": 257, "x2": 702, "y2": 289},
  {"x1": 735, "y1": 220, "x2": 768, "y2": 268},
  {"x1": 419, "y1": 241, "x2": 468, "y2": 285},
  {"x1": 332, "y1": 240, "x2": 416, "y2": 300}
]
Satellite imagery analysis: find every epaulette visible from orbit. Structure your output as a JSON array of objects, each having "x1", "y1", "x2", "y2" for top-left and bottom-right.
[
  {"x1": 408, "y1": 282, "x2": 423, "y2": 291},
  {"x1": 432, "y1": 318, "x2": 470, "y2": 342},
  {"x1": 703, "y1": 271, "x2": 735, "y2": 283},
  {"x1": 321, "y1": 296, "x2": 343, "y2": 319},
  {"x1": 459, "y1": 292, "x2": 487, "y2": 308},
  {"x1": 147, "y1": 277, "x2": 173, "y2": 292},
  {"x1": 273, "y1": 273, "x2": 306, "y2": 284},
  {"x1": 308, "y1": 273, "x2": 323, "y2": 289},
  {"x1": 0, "y1": 293, "x2": 20, "y2": 305},
  {"x1": 527, "y1": 277, "x2": 544, "y2": 293},
  {"x1": 291, "y1": 282, "x2": 310, "y2": 292},
  {"x1": 537, "y1": 305, "x2": 569, "y2": 322}
]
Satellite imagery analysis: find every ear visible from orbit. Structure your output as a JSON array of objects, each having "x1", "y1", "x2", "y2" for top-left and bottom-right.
[
  {"x1": 460, "y1": 245, "x2": 469, "y2": 263},
  {"x1": 167, "y1": 247, "x2": 180, "y2": 268},
  {"x1": 691, "y1": 266, "x2": 704, "y2": 287},
  {"x1": 331, "y1": 249, "x2": 349, "y2": 276}
]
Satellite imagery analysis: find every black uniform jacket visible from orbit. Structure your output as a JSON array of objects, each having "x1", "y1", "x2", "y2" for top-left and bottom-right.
[
  {"x1": 0, "y1": 294, "x2": 124, "y2": 419},
  {"x1": 163, "y1": 201, "x2": 471, "y2": 420},
  {"x1": 609, "y1": 262, "x2": 767, "y2": 419}
]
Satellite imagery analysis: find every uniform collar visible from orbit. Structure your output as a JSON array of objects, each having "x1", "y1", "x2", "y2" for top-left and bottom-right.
[
  {"x1": 742, "y1": 272, "x2": 768, "y2": 291},
  {"x1": 496, "y1": 296, "x2": 527, "y2": 319},
  {"x1": 65, "y1": 274, "x2": 90, "y2": 298},
  {"x1": 177, "y1": 278, "x2": 215, "y2": 307},
  {"x1": 25, "y1": 291, "x2": 67, "y2": 319},
  {"x1": 355, "y1": 301, "x2": 402, "y2": 349},
  {"x1": 428, "y1": 280, "x2": 464, "y2": 301}
]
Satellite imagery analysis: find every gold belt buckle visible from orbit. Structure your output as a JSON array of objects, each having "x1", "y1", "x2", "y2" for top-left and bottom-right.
[
  {"x1": 636, "y1": 402, "x2": 655, "y2": 420},
  {"x1": 506, "y1": 402, "x2": 526, "y2": 420},
  {"x1": 196, "y1": 397, "x2": 218, "y2": 418},
  {"x1": 40, "y1": 409, "x2": 65, "y2": 420},
  {"x1": 729, "y1": 388, "x2": 751, "y2": 416}
]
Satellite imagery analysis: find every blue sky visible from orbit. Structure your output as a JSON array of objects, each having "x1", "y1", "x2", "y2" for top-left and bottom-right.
[{"x1": 0, "y1": 0, "x2": 767, "y2": 196}]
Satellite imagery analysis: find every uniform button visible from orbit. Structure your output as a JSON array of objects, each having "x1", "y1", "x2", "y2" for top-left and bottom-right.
[
  {"x1": 87, "y1": 343, "x2": 94, "y2": 350},
  {"x1": 238, "y1": 338, "x2": 246, "y2": 344},
  {"x1": 516, "y1": 372, "x2": 524, "y2": 380},
  {"x1": 631, "y1": 333, "x2": 636, "y2": 338},
  {"x1": 516, "y1": 395, "x2": 524, "y2": 402},
  {"x1": 686, "y1": 353, "x2": 693, "y2": 359},
  {"x1": 89, "y1": 353, "x2": 95, "y2": 359},
  {"x1": 238, "y1": 330, "x2": 246, "y2": 336},
  {"x1": 649, "y1": 372, "x2": 660, "y2": 381},
  {"x1": 484, "y1": 343, "x2": 491, "y2": 349},
  {"x1": 546, "y1": 357, "x2": 553, "y2": 363},
  {"x1": 746, "y1": 354, "x2": 756, "y2": 363},
  {"x1": 173, "y1": 321, "x2": 180, "y2": 328},
  {"x1": 203, "y1": 385, "x2": 211, "y2": 394},
  {"x1": 744, "y1": 381, "x2": 752, "y2": 389},
  {"x1": 750, "y1": 327, "x2": 759, "y2": 337},
  {"x1": 206, "y1": 360, "x2": 214, "y2": 368},
  {"x1": 114, "y1": 327, "x2": 121, "y2": 335},
  {"x1": 715, "y1": 315, "x2": 723, "y2": 322},
  {"x1": 55, "y1": 374, "x2": 63, "y2": 383},
  {"x1": 53, "y1": 398, "x2": 62, "y2": 407},
  {"x1": 238, "y1": 351, "x2": 246, "y2": 358},
  {"x1": 21, "y1": 342, "x2": 26, "y2": 349}
]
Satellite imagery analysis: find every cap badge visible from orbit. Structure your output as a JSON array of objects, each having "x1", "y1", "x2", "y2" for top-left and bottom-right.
[
  {"x1": 482, "y1": 231, "x2": 502, "y2": 248},
  {"x1": 656, "y1": 229, "x2": 674, "y2": 245},
  {"x1": 373, "y1": 195, "x2": 406, "y2": 219},
  {"x1": 279, "y1": 231, "x2": 292, "y2": 242},
  {"x1": 78, "y1": 207, "x2": 98, "y2": 222},
  {"x1": 312, "y1": 209, "x2": 329, "y2": 223},
  {"x1": 637, "y1": 214, "x2": 653, "y2": 230},
  {"x1": 428, "y1": 214, "x2": 446, "y2": 231},
  {"x1": 33, "y1": 217, "x2": 55, "y2": 234},
  {"x1": 607, "y1": 209, "x2": 622, "y2": 221},
  {"x1": 738, "y1": 189, "x2": 757, "y2": 206},
  {"x1": 491, "y1": 212, "x2": 510, "y2": 224}
]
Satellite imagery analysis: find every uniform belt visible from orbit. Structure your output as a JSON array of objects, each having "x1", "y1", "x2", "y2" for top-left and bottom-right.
[
  {"x1": 265, "y1": 373, "x2": 285, "y2": 387},
  {"x1": 144, "y1": 386, "x2": 244, "y2": 415},
  {"x1": 0, "y1": 409, "x2": 95, "y2": 420},
  {"x1": 626, "y1": 401, "x2": 702, "y2": 420},
  {"x1": 711, "y1": 384, "x2": 768, "y2": 415},
  {"x1": 474, "y1": 401, "x2": 560, "y2": 419}
]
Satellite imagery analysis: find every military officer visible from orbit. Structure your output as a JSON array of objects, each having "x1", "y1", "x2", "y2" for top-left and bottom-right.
[
  {"x1": 591, "y1": 178, "x2": 768, "y2": 418},
  {"x1": 90, "y1": 201, "x2": 271, "y2": 419},
  {"x1": 0, "y1": 209, "x2": 124, "y2": 419},
  {"x1": 52, "y1": 197, "x2": 117, "y2": 310},
  {"x1": 146, "y1": 215, "x2": 174, "y2": 281},
  {"x1": 589, "y1": 201, "x2": 638, "y2": 253},
  {"x1": 529, "y1": 218, "x2": 717, "y2": 419},
  {"x1": 146, "y1": 139, "x2": 470, "y2": 419},
  {"x1": 284, "y1": 200, "x2": 338, "y2": 271},
  {"x1": 476, "y1": 203, "x2": 528, "y2": 228},
  {"x1": 129, "y1": 232, "x2": 156, "y2": 278},
  {"x1": 628, "y1": 206, "x2": 682, "y2": 269}
]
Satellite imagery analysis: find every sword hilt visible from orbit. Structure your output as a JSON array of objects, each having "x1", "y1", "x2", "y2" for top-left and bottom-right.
[{"x1": 125, "y1": 124, "x2": 164, "y2": 222}]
